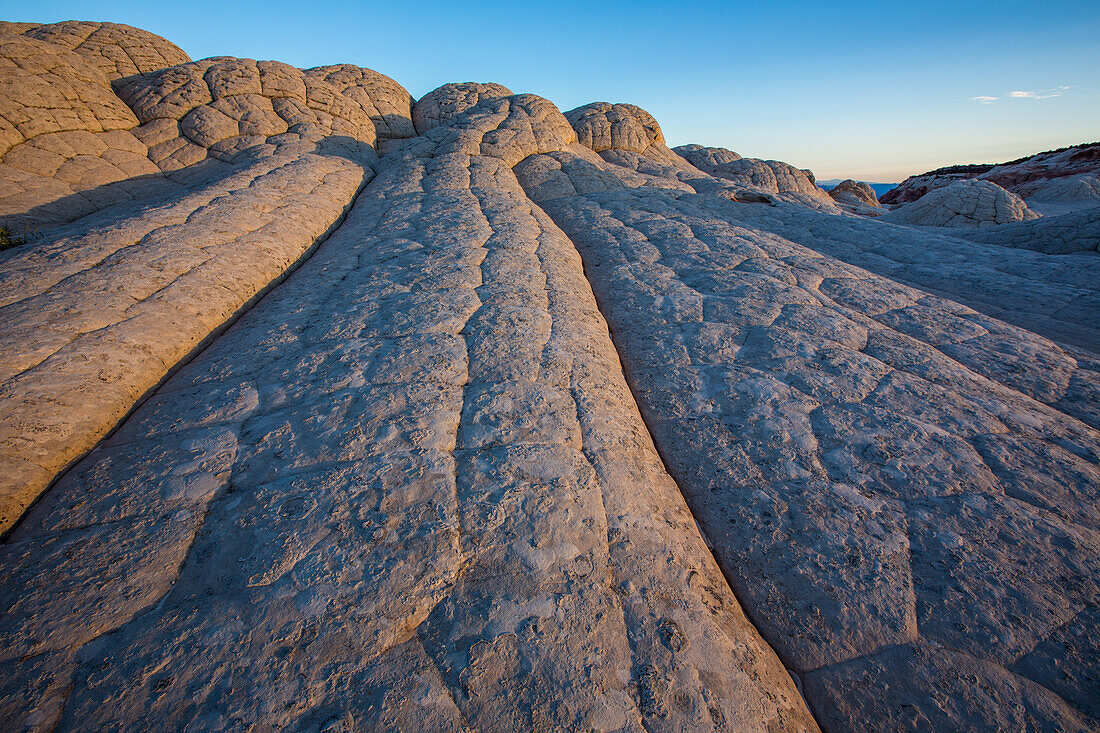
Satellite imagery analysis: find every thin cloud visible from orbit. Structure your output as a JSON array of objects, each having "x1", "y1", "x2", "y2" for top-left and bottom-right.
[{"x1": 973, "y1": 86, "x2": 1070, "y2": 103}]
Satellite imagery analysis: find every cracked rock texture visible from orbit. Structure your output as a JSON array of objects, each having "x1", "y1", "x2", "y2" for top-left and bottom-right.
[
  {"x1": 826, "y1": 179, "x2": 883, "y2": 216},
  {"x1": 1, "y1": 20, "x2": 1098, "y2": 733},
  {"x1": 884, "y1": 179, "x2": 1039, "y2": 228},
  {"x1": 518, "y1": 106, "x2": 1100, "y2": 732},
  {"x1": 1, "y1": 91, "x2": 814, "y2": 733},
  {"x1": 674, "y1": 143, "x2": 839, "y2": 212},
  {"x1": 1016, "y1": 173, "x2": 1100, "y2": 216},
  {"x1": 411, "y1": 82, "x2": 513, "y2": 135},
  {"x1": 0, "y1": 21, "x2": 413, "y2": 231},
  {"x1": 956, "y1": 206, "x2": 1100, "y2": 254}
]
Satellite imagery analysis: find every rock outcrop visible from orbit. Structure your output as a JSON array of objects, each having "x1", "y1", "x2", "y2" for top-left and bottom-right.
[
  {"x1": 955, "y1": 206, "x2": 1100, "y2": 254},
  {"x1": 674, "y1": 144, "x2": 839, "y2": 211},
  {"x1": 1015, "y1": 173, "x2": 1100, "y2": 216},
  {"x1": 0, "y1": 22, "x2": 166, "y2": 229},
  {"x1": 1, "y1": 90, "x2": 816, "y2": 733},
  {"x1": 517, "y1": 126, "x2": 1100, "y2": 732},
  {"x1": 411, "y1": 81, "x2": 512, "y2": 134},
  {"x1": 0, "y1": 21, "x2": 414, "y2": 232},
  {"x1": 882, "y1": 142, "x2": 1100, "y2": 211},
  {"x1": 1, "y1": 21, "x2": 1098, "y2": 733},
  {"x1": 883, "y1": 179, "x2": 1039, "y2": 228},
  {"x1": 827, "y1": 179, "x2": 883, "y2": 215}
]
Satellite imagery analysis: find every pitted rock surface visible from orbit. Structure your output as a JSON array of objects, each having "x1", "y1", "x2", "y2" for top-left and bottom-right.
[
  {"x1": 1, "y1": 20, "x2": 1098, "y2": 733},
  {"x1": 884, "y1": 178, "x2": 1039, "y2": 228},
  {"x1": 411, "y1": 82, "x2": 513, "y2": 135}
]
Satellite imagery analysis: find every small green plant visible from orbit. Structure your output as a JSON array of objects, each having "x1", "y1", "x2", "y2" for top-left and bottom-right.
[{"x1": 0, "y1": 225, "x2": 25, "y2": 251}]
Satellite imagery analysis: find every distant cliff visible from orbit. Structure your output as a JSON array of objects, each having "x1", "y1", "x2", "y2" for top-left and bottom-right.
[{"x1": 882, "y1": 141, "x2": 1100, "y2": 204}]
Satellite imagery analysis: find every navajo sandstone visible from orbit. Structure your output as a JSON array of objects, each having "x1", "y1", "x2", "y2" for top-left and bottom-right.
[{"x1": 1, "y1": 20, "x2": 1098, "y2": 733}]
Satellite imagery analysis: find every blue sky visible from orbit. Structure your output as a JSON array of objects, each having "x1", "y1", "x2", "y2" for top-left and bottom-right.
[{"x1": 10, "y1": 1, "x2": 1098, "y2": 181}]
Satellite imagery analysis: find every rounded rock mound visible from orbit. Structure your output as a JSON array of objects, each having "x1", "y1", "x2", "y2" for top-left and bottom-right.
[
  {"x1": 675, "y1": 144, "x2": 835, "y2": 208},
  {"x1": 20, "y1": 20, "x2": 190, "y2": 79},
  {"x1": 113, "y1": 56, "x2": 415, "y2": 169},
  {"x1": 1015, "y1": 173, "x2": 1100, "y2": 215},
  {"x1": 884, "y1": 178, "x2": 1039, "y2": 228},
  {"x1": 674, "y1": 143, "x2": 742, "y2": 170},
  {"x1": 411, "y1": 82, "x2": 512, "y2": 135},
  {"x1": 564, "y1": 102, "x2": 664, "y2": 154},
  {"x1": 0, "y1": 26, "x2": 162, "y2": 227},
  {"x1": 828, "y1": 179, "x2": 881, "y2": 208},
  {"x1": 304, "y1": 64, "x2": 416, "y2": 144}
]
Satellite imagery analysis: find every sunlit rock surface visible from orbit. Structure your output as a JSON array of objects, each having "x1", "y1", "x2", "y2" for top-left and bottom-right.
[
  {"x1": 1, "y1": 21, "x2": 1098, "y2": 733},
  {"x1": 882, "y1": 141, "x2": 1100, "y2": 216},
  {"x1": 826, "y1": 179, "x2": 883, "y2": 216}
]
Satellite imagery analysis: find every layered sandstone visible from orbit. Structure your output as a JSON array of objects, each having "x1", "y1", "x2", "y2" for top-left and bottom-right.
[{"x1": 882, "y1": 142, "x2": 1100, "y2": 216}]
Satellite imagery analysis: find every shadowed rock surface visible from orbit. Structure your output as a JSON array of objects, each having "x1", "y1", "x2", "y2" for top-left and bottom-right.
[
  {"x1": 883, "y1": 179, "x2": 1038, "y2": 228},
  {"x1": 955, "y1": 206, "x2": 1100, "y2": 254},
  {"x1": 1017, "y1": 173, "x2": 1100, "y2": 216},
  {"x1": 1, "y1": 21, "x2": 1098, "y2": 733}
]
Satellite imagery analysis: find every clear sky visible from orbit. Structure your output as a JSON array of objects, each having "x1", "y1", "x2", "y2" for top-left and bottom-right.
[{"x1": 9, "y1": 1, "x2": 1099, "y2": 181}]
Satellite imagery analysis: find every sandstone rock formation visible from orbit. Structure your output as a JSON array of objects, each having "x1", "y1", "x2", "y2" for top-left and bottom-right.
[
  {"x1": 879, "y1": 164, "x2": 989, "y2": 205},
  {"x1": 1, "y1": 90, "x2": 815, "y2": 733},
  {"x1": 827, "y1": 179, "x2": 883, "y2": 216},
  {"x1": 1, "y1": 21, "x2": 1098, "y2": 733},
  {"x1": 411, "y1": 81, "x2": 512, "y2": 134},
  {"x1": 1016, "y1": 173, "x2": 1100, "y2": 216},
  {"x1": 882, "y1": 142, "x2": 1100, "y2": 210},
  {"x1": 674, "y1": 144, "x2": 839, "y2": 211},
  {"x1": 0, "y1": 22, "x2": 166, "y2": 229},
  {"x1": 952, "y1": 206, "x2": 1100, "y2": 254},
  {"x1": 0, "y1": 21, "x2": 414, "y2": 232},
  {"x1": 884, "y1": 179, "x2": 1039, "y2": 228}
]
